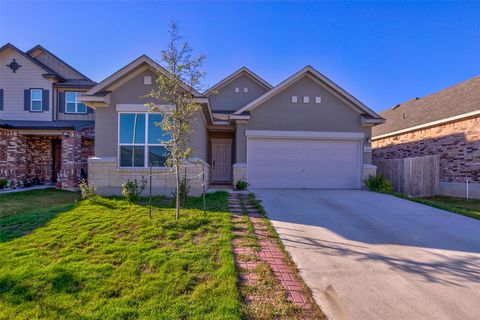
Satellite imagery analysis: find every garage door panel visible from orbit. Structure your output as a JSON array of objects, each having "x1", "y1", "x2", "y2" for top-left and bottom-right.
[{"x1": 248, "y1": 137, "x2": 360, "y2": 189}]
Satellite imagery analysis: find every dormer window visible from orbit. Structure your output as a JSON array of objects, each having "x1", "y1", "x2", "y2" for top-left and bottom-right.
[
  {"x1": 65, "y1": 92, "x2": 87, "y2": 113},
  {"x1": 30, "y1": 89, "x2": 43, "y2": 111}
]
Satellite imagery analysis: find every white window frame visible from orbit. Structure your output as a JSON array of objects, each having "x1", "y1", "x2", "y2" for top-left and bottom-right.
[
  {"x1": 65, "y1": 91, "x2": 87, "y2": 114},
  {"x1": 30, "y1": 88, "x2": 43, "y2": 112},
  {"x1": 117, "y1": 112, "x2": 168, "y2": 168}
]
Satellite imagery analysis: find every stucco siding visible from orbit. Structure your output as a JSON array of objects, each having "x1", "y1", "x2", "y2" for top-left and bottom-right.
[
  {"x1": 236, "y1": 76, "x2": 372, "y2": 164},
  {"x1": 209, "y1": 74, "x2": 269, "y2": 112},
  {"x1": 0, "y1": 48, "x2": 53, "y2": 121},
  {"x1": 94, "y1": 69, "x2": 208, "y2": 162}
]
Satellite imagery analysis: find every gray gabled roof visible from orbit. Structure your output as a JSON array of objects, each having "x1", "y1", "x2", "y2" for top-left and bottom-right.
[
  {"x1": 204, "y1": 67, "x2": 272, "y2": 96},
  {"x1": 373, "y1": 75, "x2": 480, "y2": 137}
]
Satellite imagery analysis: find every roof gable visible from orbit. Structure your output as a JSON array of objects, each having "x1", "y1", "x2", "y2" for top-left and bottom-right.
[
  {"x1": 373, "y1": 75, "x2": 480, "y2": 138},
  {"x1": 233, "y1": 65, "x2": 382, "y2": 119},
  {"x1": 0, "y1": 43, "x2": 62, "y2": 80},
  {"x1": 27, "y1": 45, "x2": 91, "y2": 81},
  {"x1": 205, "y1": 67, "x2": 272, "y2": 96},
  {"x1": 85, "y1": 55, "x2": 203, "y2": 97}
]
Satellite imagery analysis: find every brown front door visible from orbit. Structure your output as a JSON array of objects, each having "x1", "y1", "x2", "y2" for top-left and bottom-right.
[
  {"x1": 51, "y1": 139, "x2": 62, "y2": 183},
  {"x1": 211, "y1": 139, "x2": 232, "y2": 183}
]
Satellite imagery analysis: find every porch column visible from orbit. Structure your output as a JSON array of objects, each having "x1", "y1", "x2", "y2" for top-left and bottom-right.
[
  {"x1": 0, "y1": 130, "x2": 27, "y2": 186},
  {"x1": 61, "y1": 131, "x2": 82, "y2": 190}
]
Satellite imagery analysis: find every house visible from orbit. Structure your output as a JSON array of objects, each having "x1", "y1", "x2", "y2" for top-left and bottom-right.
[
  {"x1": 0, "y1": 43, "x2": 96, "y2": 189},
  {"x1": 372, "y1": 76, "x2": 480, "y2": 199},
  {"x1": 79, "y1": 55, "x2": 384, "y2": 195}
]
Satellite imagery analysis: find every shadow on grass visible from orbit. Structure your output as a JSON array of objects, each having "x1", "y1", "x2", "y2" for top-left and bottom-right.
[{"x1": 0, "y1": 204, "x2": 75, "y2": 243}]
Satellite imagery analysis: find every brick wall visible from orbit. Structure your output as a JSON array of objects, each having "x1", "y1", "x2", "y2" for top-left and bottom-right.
[
  {"x1": 372, "y1": 116, "x2": 480, "y2": 183},
  {"x1": 0, "y1": 129, "x2": 27, "y2": 183},
  {"x1": 25, "y1": 135, "x2": 55, "y2": 184}
]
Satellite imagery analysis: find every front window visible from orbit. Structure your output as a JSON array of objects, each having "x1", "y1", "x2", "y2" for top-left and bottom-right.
[
  {"x1": 118, "y1": 112, "x2": 169, "y2": 167},
  {"x1": 30, "y1": 89, "x2": 43, "y2": 111},
  {"x1": 65, "y1": 92, "x2": 87, "y2": 113}
]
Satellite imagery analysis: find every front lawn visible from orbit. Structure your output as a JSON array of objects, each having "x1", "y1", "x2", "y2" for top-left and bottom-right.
[
  {"x1": 0, "y1": 190, "x2": 241, "y2": 319},
  {"x1": 0, "y1": 188, "x2": 80, "y2": 242},
  {"x1": 412, "y1": 196, "x2": 480, "y2": 220}
]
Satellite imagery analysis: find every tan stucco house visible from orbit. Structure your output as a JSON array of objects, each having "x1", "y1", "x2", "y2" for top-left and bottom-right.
[
  {"x1": 372, "y1": 76, "x2": 480, "y2": 199},
  {"x1": 0, "y1": 43, "x2": 96, "y2": 189},
  {"x1": 79, "y1": 55, "x2": 384, "y2": 195}
]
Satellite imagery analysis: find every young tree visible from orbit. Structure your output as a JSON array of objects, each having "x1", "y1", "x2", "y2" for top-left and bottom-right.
[{"x1": 145, "y1": 22, "x2": 205, "y2": 220}]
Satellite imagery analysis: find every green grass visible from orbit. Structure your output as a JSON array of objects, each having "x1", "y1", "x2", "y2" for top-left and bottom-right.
[
  {"x1": 409, "y1": 195, "x2": 480, "y2": 220},
  {"x1": 0, "y1": 189, "x2": 80, "y2": 242},
  {"x1": 0, "y1": 190, "x2": 242, "y2": 319}
]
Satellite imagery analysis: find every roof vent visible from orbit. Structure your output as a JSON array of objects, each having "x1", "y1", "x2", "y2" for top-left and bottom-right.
[
  {"x1": 402, "y1": 113, "x2": 407, "y2": 120},
  {"x1": 392, "y1": 104, "x2": 401, "y2": 109},
  {"x1": 415, "y1": 97, "x2": 420, "y2": 100}
]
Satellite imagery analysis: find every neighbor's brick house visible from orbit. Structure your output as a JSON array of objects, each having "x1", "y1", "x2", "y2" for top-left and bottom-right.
[
  {"x1": 0, "y1": 43, "x2": 96, "y2": 189},
  {"x1": 372, "y1": 76, "x2": 480, "y2": 198}
]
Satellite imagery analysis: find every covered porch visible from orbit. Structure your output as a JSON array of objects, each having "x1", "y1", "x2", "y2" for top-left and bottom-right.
[{"x1": 0, "y1": 121, "x2": 94, "y2": 190}]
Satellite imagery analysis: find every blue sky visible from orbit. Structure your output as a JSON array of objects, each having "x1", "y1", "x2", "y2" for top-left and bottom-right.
[{"x1": 1, "y1": 1, "x2": 479, "y2": 112}]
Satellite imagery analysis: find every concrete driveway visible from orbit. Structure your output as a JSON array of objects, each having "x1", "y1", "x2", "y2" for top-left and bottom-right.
[{"x1": 253, "y1": 189, "x2": 480, "y2": 320}]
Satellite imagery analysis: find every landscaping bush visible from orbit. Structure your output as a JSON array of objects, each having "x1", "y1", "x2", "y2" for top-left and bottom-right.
[
  {"x1": 79, "y1": 179, "x2": 98, "y2": 200},
  {"x1": 235, "y1": 180, "x2": 249, "y2": 190},
  {"x1": 0, "y1": 179, "x2": 7, "y2": 189},
  {"x1": 364, "y1": 174, "x2": 393, "y2": 193},
  {"x1": 121, "y1": 177, "x2": 147, "y2": 203}
]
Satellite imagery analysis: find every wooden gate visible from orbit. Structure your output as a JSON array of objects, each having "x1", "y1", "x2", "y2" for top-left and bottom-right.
[{"x1": 374, "y1": 155, "x2": 439, "y2": 197}]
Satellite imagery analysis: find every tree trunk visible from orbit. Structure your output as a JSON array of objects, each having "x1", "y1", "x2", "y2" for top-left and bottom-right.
[{"x1": 175, "y1": 161, "x2": 180, "y2": 221}]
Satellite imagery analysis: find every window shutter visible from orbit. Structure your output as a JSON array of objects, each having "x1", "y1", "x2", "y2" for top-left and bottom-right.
[
  {"x1": 24, "y1": 89, "x2": 30, "y2": 111},
  {"x1": 42, "y1": 89, "x2": 49, "y2": 111},
  {"x1": 0, "y1": 89, "x2": 3, "y2": 111},
  {"x1": 59, "y1": 92, "x2": 65, "y2": 113}
]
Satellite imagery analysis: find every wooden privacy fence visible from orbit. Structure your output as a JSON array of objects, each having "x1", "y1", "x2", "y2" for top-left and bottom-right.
[{"x1": 374, "y1": 155, "x2": 439, "y2": 197}]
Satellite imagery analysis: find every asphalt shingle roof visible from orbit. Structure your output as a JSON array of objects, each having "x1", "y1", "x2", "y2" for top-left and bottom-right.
[{"x1": 373, "y1": 76, "x2": 480, "y2": 137}]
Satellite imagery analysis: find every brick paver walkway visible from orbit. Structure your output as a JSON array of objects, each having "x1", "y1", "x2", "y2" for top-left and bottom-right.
[{"x1": 229, "y1": 192, "x2": 315, "y2": 312}]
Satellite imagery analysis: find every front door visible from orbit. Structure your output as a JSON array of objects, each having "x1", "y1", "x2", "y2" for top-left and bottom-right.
[
  {"x1": 51, "y1": 139, "x2": 62, "y2": 183},
  {"x1": 211, "y1": 139, "x2": 232, "y2": 183}
]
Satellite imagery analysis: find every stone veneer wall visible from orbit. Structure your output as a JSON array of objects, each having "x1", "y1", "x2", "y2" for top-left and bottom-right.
[
  {"x1": 373, "y1": 116, "x2": 480, "y2": 198},
  {"x1": 232, "y1": 163, "x2": 247, "y2": 187},
  {"x1": 88, "y1": 157, "x2": 210, "y2": 196}
]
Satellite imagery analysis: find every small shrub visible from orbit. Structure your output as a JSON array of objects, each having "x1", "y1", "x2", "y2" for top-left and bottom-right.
[
  {"x1": 122, "y1": 177, "x2": 147, "y2": 203},
  {"x1": 0, "y1": 179, "x2": 7, "y2": 189},
  {"x1": 79, "y1": 179, "x2": 98, "y2": 200},
  {"x1": 364, "y1": 174, "x2": 393, "y2": 193},
  {"x1": 171, "y1": 175, "x2": 191, "y2": 208},
  {"x1": 235, "y1": 180, "x2": 249, "y2": 190}
]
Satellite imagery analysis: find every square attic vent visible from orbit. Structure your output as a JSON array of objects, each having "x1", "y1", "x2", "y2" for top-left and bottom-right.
[{"x1": 144, "y1": 76, "x2": 152, "y2": 85}]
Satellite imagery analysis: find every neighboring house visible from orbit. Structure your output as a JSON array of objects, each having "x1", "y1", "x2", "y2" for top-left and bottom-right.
[
  {"x1": 372, "y1": 76, "x2": 480, "y2": 198},
  {"x1": 0, "y1": 43, "x2": 96, "y2": 189},
  {"x1": 80, "y1": 55, "x2": 384, "y2": 195}
]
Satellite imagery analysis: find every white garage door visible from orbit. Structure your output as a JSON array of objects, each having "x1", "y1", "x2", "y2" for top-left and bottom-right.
[{"x1": 247, "y1": 137, "x2": 361, "y2": 189}]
